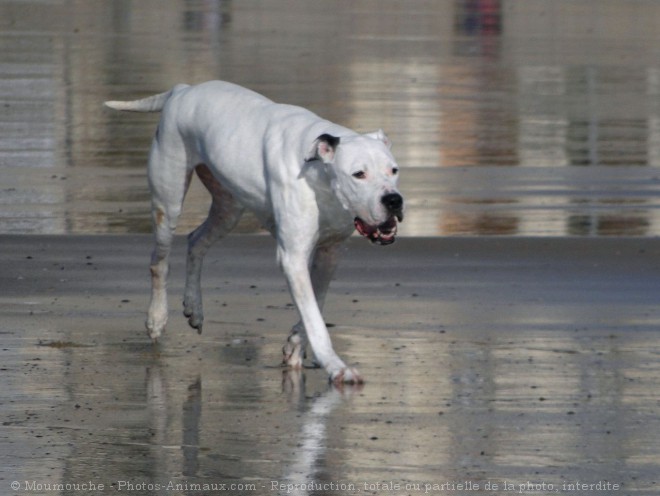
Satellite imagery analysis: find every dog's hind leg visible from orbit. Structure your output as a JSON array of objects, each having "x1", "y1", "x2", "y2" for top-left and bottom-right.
[
  {"x1": 145, "y1": 138, "x2": 191, "y2": 341},
  {"x1": 183, "y1": 164, "x2": 244, "y2": 333}
]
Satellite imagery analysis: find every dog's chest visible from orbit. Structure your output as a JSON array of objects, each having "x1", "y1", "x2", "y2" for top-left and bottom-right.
[
  {"x1": 317, "y1": 200, "x2": 354, "y2": 241},
  {"x1": 307, "y1": 174, "x2": 354, "y2": 242}
]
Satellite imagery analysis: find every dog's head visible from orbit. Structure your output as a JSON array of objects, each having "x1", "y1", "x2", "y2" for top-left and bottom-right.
[{"x1": 306, "y1": 131, "x2": 404, "y2": 245}]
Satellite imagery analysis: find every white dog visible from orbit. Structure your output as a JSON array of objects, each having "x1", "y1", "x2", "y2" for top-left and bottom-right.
[{"x1": 105, "y1": 81, "x2": 404, "y2": 384}]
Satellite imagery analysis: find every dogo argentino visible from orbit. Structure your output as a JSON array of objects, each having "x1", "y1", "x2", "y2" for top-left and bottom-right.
[{"x1": 105, "y1": 81, "x2": 404, "y2": 384}]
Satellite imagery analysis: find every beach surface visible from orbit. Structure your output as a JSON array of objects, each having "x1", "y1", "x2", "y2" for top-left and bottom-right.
[
  {"x1": 3, "y1": 1, "x2": 660, "y2": 494},
  {"x1": 1, "y1": 234, "x2": 659, "y2": 494}
]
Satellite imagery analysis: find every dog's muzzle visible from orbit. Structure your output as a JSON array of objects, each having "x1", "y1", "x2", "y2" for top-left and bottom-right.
[{"x1": 354, "y1": 193, "x2": 404, "y2": 246}]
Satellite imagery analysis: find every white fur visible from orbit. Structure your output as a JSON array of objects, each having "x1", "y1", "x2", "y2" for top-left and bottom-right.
[{"x1": 105, "y1": 81, "x2": 403, "y2": 384}]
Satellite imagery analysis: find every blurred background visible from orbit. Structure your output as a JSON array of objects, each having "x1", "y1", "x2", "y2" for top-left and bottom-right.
[{"x1": 2, "y1": 0, "x2": 660, "y2": 236}]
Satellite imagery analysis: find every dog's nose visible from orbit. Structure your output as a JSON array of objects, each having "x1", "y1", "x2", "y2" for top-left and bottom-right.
[{"x1": 381, "y1": 193, "x2": 403, "y2": 214}]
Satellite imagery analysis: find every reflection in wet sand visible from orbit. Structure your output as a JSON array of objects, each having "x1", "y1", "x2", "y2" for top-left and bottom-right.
[
  {"x1": 2, "y1": 235, "x2": 660, "y2": 493},
  {"x1": 3, "y1": 1, "x2": 660, "y2": 494},
  {"x1": 280, "y1": 371, "x2": 352, "y2": 496},
  {"x1": 5, "y1": 315, "x2": 660, "y2": 494},
  {"x1": 3, "y1": 1, "x2": 660, "y2": 234},
  {"x1": 182, "y1": 376, "x2": 202, "y2": 477}
]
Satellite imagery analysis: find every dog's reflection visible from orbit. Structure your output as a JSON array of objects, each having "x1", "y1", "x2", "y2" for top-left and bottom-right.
[{"x1": 280, "y1": 370, "x2": 362, "y2": 495}]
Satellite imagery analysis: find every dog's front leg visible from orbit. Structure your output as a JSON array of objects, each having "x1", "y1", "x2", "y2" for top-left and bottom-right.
[
  {"x1": 278, "y1": 245, "x2": 362, "y2": 385},
  {"x1": 283, "y1": 244, "x2": 342, "y2": 369}
]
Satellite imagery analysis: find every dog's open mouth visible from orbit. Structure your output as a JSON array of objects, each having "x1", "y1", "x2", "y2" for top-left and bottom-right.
[{"x1": 354, "y1": 217, "x2": 398, "y2": 245}]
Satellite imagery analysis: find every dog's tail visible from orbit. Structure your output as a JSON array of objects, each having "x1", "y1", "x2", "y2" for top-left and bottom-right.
[{"x1": 104, "y1": 84, "x2": 189, "y2": 113}]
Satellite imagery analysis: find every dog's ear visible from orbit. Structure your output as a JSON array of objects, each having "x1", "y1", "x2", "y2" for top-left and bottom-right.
[
  {"x1": 364, "y1": 129, "x2": 391, "y2": 149},
  {"x1": 306, "y1": 134, "x2": 340, "y2": 164}
]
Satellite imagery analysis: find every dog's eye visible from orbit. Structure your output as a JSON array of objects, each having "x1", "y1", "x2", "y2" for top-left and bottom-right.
[
  {"x1": 392, "y1": 167, "x2": 399, "y2": 175},
  {"x1": 352, "y1": 171, "x2": 366, "y2": 179}
]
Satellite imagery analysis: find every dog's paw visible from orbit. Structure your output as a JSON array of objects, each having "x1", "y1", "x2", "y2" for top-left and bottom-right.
[
  {"x1": 183, "y1": 304, "x2": 203, "y2": 334},
  {"x1": 330, "y1": 367, "x2": 364, "y2": 386},
  {"x1": 147, "y1": 299, "x2": 168, "y2": 341},
  {"x1": 145, "y1": 318, "x2": 165, "y2": 342},
  {"x1": 282, "y1": 333, "x2": 305, "y2": 369},
  {"x1": 182, "y1": 296, "x2": 204, "y2": 334}
]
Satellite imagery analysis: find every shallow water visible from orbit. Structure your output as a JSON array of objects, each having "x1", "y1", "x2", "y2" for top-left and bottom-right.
[
  {"x1": 3, "y1": 1, "x2": 660, "y2": 235},
  {"x1": 2, "y1": 235, "x2": 660, "y2": 495}
]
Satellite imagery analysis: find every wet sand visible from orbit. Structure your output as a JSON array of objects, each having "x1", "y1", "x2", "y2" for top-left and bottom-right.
[
  {"x1": 1, "y1": 234, "x2": 659, "y2": 495},
  {"x1": 3, "y1": 1, "x2": 660, "y2": 495}
]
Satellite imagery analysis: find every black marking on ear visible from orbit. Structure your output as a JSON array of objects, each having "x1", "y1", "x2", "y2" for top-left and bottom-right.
[
  {"x1": 317, "y1": 133, "x2": 340, "y2": 150},
  {"x1": 305, "y1": 134, "x2": 341, "y2": 163}
]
